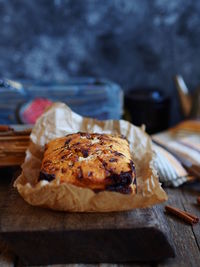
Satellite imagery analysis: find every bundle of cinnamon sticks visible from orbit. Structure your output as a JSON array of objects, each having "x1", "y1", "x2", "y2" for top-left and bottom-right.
[
  {"x1": 0, "y1": 125, "x2": 31, "y2": 166},
  {"x1": 165, "y1": 205, "x2": 199, "y2": 225}
]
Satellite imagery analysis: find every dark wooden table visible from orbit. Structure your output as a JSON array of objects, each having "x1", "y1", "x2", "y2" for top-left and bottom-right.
[{"x1": 1, "y1": 168, "x2": 200, "y2": 267}]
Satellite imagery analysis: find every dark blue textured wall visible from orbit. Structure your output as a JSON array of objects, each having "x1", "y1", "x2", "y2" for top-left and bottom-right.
[{"x1": 0, "y1": 0, "x2": 200, "y2": 123}]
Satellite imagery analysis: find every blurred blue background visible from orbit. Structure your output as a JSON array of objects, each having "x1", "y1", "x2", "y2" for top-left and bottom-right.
[{"x1": 0, "y1": 0, "x2": 199, "y2": 124}]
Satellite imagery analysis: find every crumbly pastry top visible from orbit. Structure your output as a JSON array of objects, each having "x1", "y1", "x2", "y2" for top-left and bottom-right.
[{"x1": 39, "y1": 132, "x2": 136, "y2": 194}]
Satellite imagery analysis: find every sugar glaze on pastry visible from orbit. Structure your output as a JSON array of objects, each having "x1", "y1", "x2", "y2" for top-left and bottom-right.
[{"x1": 39, "y1": 132, "x2": 136, "y2": 194}]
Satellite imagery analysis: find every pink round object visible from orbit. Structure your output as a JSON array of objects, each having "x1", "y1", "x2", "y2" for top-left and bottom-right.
[{"x1": 21, "y1": 98, "x2": 53, "y2": 124}]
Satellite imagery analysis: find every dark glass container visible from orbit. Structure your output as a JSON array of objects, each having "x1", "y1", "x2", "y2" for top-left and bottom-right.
[{"x1": 125, "y1": 88, "x2": 171, "y2": 134}]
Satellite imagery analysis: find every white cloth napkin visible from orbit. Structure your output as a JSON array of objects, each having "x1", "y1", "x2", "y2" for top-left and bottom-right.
[{"x1": 152, "y1": 120, "x2": 200, "y2": 187}]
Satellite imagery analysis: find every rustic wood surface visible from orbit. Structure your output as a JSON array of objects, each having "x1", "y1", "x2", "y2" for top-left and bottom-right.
[
  {"x1": 0, "y1": 184, "x2": 174, "y2": 264},
  {"x1": 0, "y1": 169, "x2": 200, "y2": 267}
]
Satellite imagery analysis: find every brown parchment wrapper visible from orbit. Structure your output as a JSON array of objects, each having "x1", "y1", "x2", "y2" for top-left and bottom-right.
[{"x1": 14, "y1": 103, "x2": 167, "y2": 212}]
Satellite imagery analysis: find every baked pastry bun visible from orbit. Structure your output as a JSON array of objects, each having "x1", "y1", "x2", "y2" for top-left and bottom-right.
[{"x1": 39, "y1": 132, "x2": 136, "y2": 195}]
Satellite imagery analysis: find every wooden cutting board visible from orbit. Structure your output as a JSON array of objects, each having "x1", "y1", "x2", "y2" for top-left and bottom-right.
[{"x1": 0, "y1": 183, "x2": 174, "y2": 265}]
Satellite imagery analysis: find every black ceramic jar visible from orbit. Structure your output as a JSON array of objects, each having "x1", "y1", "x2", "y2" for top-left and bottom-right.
[{"x1": 125, "y1": 88, "x2": 171, "y2": 134}]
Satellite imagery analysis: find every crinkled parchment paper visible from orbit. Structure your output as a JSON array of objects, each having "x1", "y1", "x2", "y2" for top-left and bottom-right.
[{"x1": 14, "y1": 103, "x2": 167, "y2": 212}]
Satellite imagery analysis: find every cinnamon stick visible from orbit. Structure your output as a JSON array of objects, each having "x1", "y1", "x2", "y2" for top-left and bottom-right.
[
  {"x1": 165, "y1": 205, "x2": 199, "y2": 225},
  {"x1": 0, "y1": 135, "x2": 30, "y2": 141},
  {"x1": 183, "y1": 210, "x2": 199, "y2": 223},
  {"x1": 0, "y1": 125, "x2": 13, "y2": 132}
]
